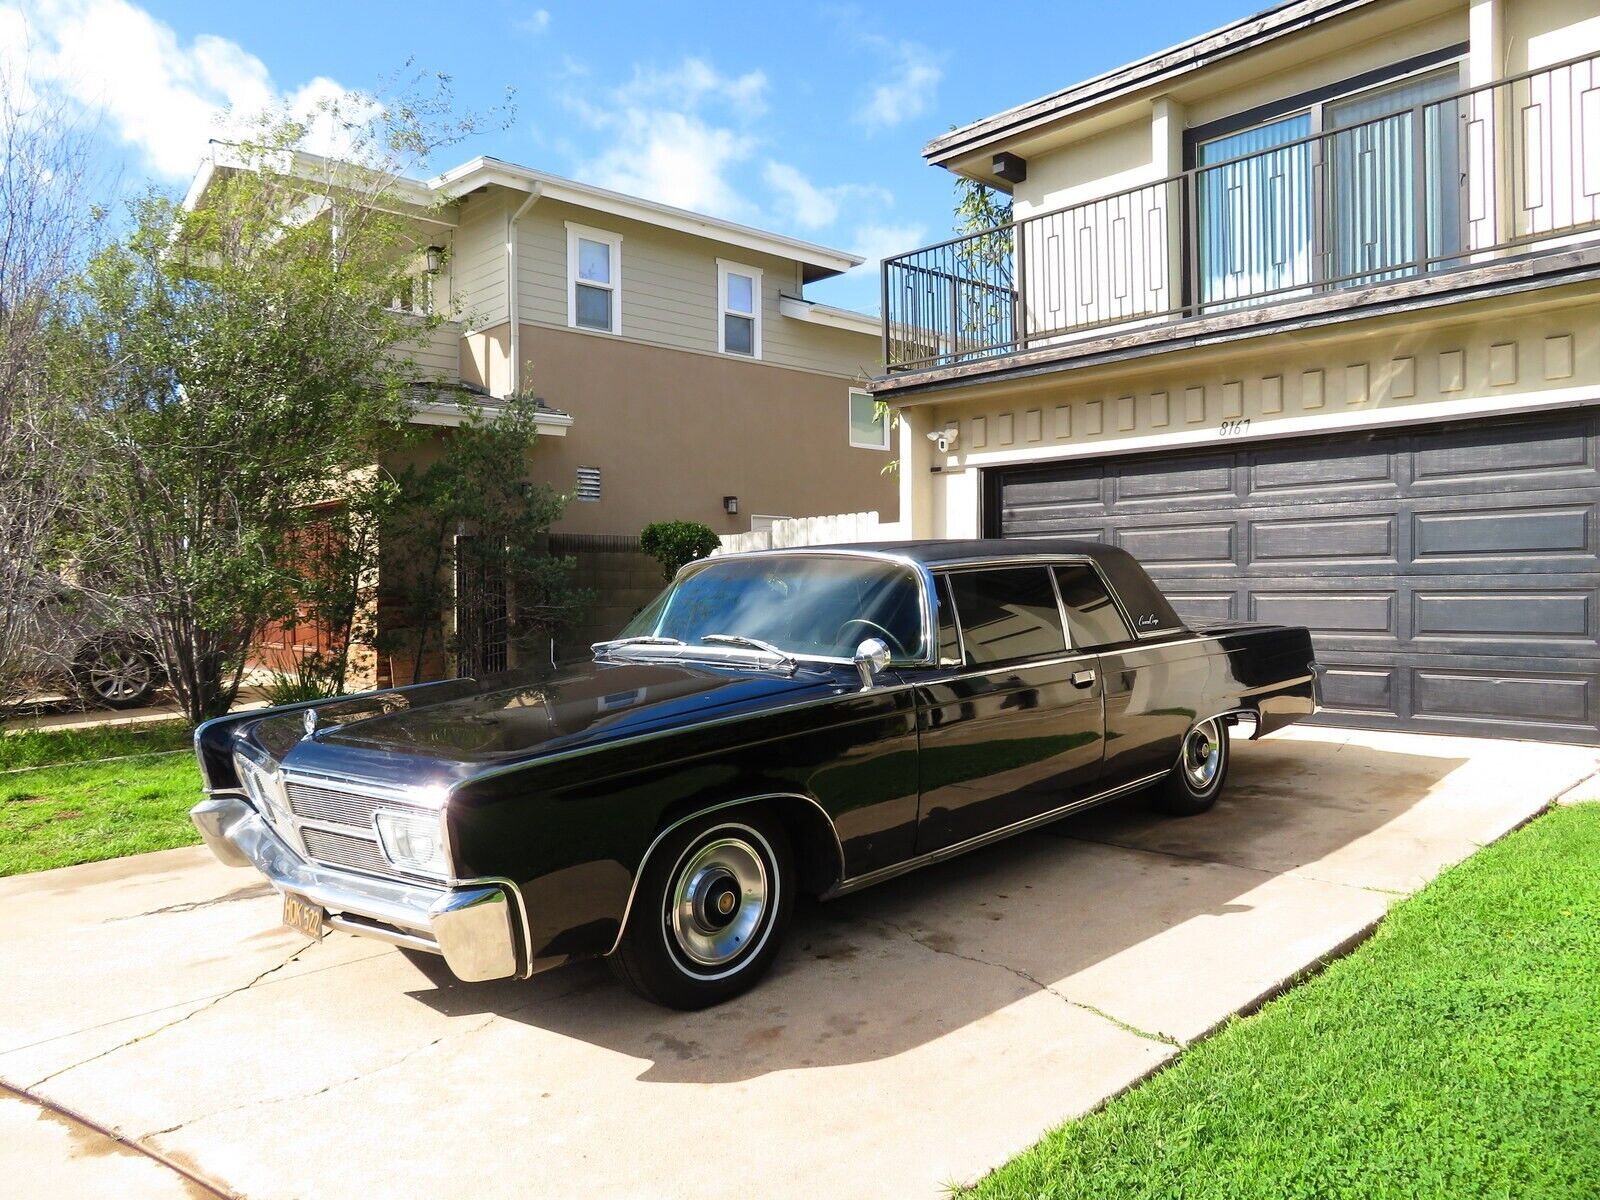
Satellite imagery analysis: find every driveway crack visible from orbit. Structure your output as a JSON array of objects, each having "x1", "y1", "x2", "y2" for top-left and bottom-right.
[
  {"x1": 27, "y1": 945, "x2": 309, "y2": 1090},
  {"x1": 875, "y1": 918, "x2": 1179, "y2": 1047}
]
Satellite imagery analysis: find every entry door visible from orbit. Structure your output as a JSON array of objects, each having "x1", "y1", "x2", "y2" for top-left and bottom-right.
[{"x1": 912, "y1": 567, "x2": 1105, "y2": 853}]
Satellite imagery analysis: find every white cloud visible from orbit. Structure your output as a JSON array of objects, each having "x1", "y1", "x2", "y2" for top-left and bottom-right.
[
  {"x1": 762, "y1": 160, "x2": 891, "y2": 232},
  {"x1": 849, "y1": 220, "x2": 927, "y2": 271},
  {"x1": 6, "y1": 0, "x2": 374, "y2": 179},
  {"x1": 613, "y1": 57, "x2": 767, "y2": 118},
  {"x1": 515, "y1": 8, "x2": 550, "y2": 35},
  {"x1": 855, "y1": 40, "x2": 942, "y2": 131},
  {"x1": 566, "y1": 55, "x2": 768, "y2": 220}
]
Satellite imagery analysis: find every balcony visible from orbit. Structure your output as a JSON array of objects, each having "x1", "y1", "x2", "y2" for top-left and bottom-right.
[{"x1": 883, "y1": 53, "x2": 1600, "y2": 374}]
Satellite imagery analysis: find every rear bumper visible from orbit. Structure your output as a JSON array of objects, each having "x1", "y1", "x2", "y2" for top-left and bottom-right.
[{"x1": 190, "y1": 794, "x2": 523, "y2": 982}]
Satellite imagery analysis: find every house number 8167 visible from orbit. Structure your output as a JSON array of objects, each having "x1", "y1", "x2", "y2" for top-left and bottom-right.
[{"x1": 1218, "y1": 419, "x2": 1251, "y2": 438}]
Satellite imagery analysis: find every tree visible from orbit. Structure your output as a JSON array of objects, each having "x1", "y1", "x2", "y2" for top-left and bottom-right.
[
  {"x1": 0, "y1": 68, "x2": 103, "y2": 711},
  {"x1": 382, "y1": 393, "x2": 590, "y2": 684},
  {"x1": 639, "y1": 520, "x2": 722, "y2": 580},
  {"x1": 70, "y1": 84, "x2": 492, "y2": 723}
]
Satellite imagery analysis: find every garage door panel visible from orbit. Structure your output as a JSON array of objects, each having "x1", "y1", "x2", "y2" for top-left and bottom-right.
[
  {"x1": 1250, "y1": 515, "x2": 1396, "y2": 563},
  {"x1": 1408, "y1": 417, "x2": 1598, "y2": 493},
  {"x1": 1412, "y1": 665, "x2": 1595, "y2": 727},
  {"x1": 991, "y1": 410, "x2": 1600, "y2": 742},
  {"x1": 1248, "y1": 589, "x2": 1398, "y2": 635},
  {"x1": 1412, "y1": 504, "x2": 1592, "y2": 561},
  {"x1": 1314, "y1": 664, "x2": 1399, "y2": 715},
  {"x1": 1249, "y1": 441, "x2": 1400, "y2": 497},
  {"x1": 1115, "y1": 523, "x2": 1236, "y2": 567},
  {"x1": 1112, "y1": 455, "x2": 1235, "y2": 505},
  {"x1": 1411, "y1": 586, "x2": 1594, "y2": 645}
]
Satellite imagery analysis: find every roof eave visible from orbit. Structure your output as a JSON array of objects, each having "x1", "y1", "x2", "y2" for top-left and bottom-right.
[{"x1": 923, "y1": 0, "x2": 1380, "y2": 169}]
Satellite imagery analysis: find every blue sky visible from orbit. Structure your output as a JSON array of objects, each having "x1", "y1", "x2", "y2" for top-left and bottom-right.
[{"x1": 2, "y1": 0, "x2": 1261, "y2": 311}]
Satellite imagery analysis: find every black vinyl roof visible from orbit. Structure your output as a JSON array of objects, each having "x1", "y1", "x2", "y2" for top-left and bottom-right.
[{"x1": 786, "y1": 539, "x2": 1188, "y2": 635}]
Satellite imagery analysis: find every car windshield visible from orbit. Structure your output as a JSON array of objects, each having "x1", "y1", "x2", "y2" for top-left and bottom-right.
[{"x1": 616, "y1": 555, "x2": 926, "y2": 663}]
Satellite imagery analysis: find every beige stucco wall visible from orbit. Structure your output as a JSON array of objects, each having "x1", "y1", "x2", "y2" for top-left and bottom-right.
[
  {"x1": 898, "y1": 283, "x2": 1599, "y2": 537},
  {"x1": 517, "y1": 322, "x2": 894, "y2": 536}
]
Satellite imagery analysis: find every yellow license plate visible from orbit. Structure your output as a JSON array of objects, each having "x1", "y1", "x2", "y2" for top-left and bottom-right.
[{"x1": 282, "y1": 892, "x2": 326, "y2": 941}]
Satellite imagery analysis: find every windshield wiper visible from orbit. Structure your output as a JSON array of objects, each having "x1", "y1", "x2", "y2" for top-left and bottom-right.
[
  {"x1": 701, "y1": 633, "x2": 798, "y2": 670},
  {"x1": 592, "y1": 635, "x2": 686, "y2": 656}
]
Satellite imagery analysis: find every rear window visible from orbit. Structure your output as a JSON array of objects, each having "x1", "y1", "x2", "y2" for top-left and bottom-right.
[{"x1": 947, "y1": 567, "x2": 1067, "y2": 666}]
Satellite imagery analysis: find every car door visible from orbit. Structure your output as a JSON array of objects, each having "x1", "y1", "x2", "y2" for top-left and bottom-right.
[
  {"x1": 1054, "y1": 562, "x2": 1194, "y2": 787},
  {"x1": 909, "y1": 565, "x2": 1105, "y2": 853}
]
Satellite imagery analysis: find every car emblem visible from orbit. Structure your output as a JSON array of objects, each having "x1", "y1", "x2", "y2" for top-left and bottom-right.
[{"x1": 302, "y1": 708, "x2": 319, "y2": 738}]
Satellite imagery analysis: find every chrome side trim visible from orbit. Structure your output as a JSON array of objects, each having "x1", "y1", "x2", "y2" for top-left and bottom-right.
[
  {"x1": 605, "y1": 792, "x2": 847, "y2": 957},
  {"x1": 823, "y1": 769, "x2": 1169, "y2": 898}
]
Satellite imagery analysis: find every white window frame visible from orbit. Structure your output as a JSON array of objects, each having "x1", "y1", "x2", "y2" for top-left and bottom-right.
[
  {"x1": 716, "y1": 259, "x2": 763, "y2": 358},
  {"x1": 566, "y1": 222, "x2": 622, "y2": 335},
  {"x1": 848, "y1": 388, "x2": 891, "y2": 451}
]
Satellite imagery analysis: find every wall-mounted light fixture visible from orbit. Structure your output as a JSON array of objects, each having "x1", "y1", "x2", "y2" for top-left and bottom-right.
[
  {"x1": 424, "y1": 245, "x2": 446, "y2": 274},
  {"x1": 723, "y1": 495, "x2": 739, "y2": 515}
]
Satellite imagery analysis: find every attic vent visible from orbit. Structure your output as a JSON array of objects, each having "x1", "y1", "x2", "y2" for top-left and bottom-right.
[{"x1": 575, "y1": 466, "x2": 601, "y2": 502}]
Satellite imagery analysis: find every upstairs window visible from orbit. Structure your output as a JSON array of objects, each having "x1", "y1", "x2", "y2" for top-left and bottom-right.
[
  {"x1": 848, "y1": 388, "x2": 890, "y2": 451},
  {"x1": 567, "y1": 223, "x2": 621, "y2": 334},
  {"x1": 717, "y1": 260, "x2": 762, "y2": 357}
]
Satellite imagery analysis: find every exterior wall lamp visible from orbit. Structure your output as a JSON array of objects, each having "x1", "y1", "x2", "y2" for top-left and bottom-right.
[
  {"x1": 723, "y1": 496, "x2": 739, "y2": 515},
  {"x1": 424, "y1": 245, "x2": 446, "y2": 274}
]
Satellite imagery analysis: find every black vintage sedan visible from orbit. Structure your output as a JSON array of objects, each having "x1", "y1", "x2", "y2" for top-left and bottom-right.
[{"x1": 192, "y1": 540, "x2": 1318, "y2": 1008}]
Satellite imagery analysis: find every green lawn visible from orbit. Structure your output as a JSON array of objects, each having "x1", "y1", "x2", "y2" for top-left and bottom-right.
[
  {"x1": 0, "y1": 723, "x2": 201, "y2": 876},
  {"x1": 0, "y1": 720, "x2": 194, "y2": 771},
  {"x1": 968, "y1": 802, "x2": 1600, "y2": 1199}
]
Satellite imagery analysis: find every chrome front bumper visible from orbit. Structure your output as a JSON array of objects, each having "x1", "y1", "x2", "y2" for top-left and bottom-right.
[{"x1": 191, "y1": 794, "x2": 523, "y2": 982}]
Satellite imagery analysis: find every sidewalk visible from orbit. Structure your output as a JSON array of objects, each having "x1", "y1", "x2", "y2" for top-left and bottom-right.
[{"x1": 1, "y1": 690, "x2": 267, "y2": 736}]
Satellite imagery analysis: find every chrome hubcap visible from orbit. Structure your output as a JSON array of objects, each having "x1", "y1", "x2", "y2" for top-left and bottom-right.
[
  {"x1": 669, "y1": 836, "x2": 769, "y2": 968},
  {"x1": 1183, "y1": 719, "x2": 1222, "y2": 789},
  {"x1": 89, "y1": 646, "x2": 150, "y2": 702}
]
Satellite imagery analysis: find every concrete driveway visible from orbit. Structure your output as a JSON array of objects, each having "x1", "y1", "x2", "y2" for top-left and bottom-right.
[{"x1": 3, "y1": 726, "x2": 1596, "y2": 1200}]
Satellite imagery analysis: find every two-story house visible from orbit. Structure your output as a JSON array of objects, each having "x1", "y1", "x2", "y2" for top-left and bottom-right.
[
  {"x1": 871, "y1": 0, "x2": 1600, "y2": 744},
  {"x1": 188, "y1": 150, "x2": 893, "y2": 682}
]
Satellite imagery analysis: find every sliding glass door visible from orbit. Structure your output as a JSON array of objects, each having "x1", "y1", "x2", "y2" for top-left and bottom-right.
[{"x1": 1195, "y1": 64, "x2": 1464, "y2": 310}]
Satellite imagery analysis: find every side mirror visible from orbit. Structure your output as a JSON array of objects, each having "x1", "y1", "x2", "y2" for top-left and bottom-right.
[{"x1": 853, "y1": 637, "x2": 891, "y2": 691}]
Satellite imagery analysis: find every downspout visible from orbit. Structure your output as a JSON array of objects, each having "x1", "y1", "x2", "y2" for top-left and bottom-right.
[{"x1": 506, "y1": 187, "x2": 542, "y2": 398}]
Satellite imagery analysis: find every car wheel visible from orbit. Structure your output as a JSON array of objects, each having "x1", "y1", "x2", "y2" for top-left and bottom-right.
[
  {"x1": 75, "y1": 639, "x2": 157, "y2": 710},
  {"x1": 608, "y1": 812, "x2": 793, "y2": 1010},
  {"x1": 1153, "y1": 717, "x2": 1230, "y2": 816}
]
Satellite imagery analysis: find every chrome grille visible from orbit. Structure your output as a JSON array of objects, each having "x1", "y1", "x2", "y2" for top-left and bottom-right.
[
  {"x1": 285, "y1": 778, "x2": 383, "y2": 827},
  {"x1": 299, "y1": 827, "x2": 392, "y2": 876}
]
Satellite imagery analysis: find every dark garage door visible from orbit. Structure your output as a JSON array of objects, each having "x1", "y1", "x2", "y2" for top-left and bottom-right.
[{"x1": 987, "y1": 409, "x2": 1600, "y2": 745}]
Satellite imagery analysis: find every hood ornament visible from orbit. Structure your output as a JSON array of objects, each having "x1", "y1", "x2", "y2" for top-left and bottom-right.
[{"x1": 302, "y1": 708, "x2": 319, "y2": 738}]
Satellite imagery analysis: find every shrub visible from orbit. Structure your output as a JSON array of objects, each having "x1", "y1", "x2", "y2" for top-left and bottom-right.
[{"x1": 640, "y1": 520, "x2": 722, "y2": 580}]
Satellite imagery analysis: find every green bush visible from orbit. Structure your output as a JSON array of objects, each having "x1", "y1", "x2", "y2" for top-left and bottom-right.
[{"x1": 640, "y1": 520, "x2": 722, "y2": 580}]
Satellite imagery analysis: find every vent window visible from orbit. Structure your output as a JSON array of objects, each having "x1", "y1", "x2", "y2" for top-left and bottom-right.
[{"x1": 575, "y1": 466, "x2": 601, "y2": 502}]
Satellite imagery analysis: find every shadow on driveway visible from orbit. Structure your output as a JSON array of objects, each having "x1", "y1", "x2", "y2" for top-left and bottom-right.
[{"x1": 396, "y1": 734, "x2": 1465, "y2": 1083}]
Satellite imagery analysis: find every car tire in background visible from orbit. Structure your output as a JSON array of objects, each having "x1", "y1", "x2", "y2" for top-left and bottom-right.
[
  {"x1": 74, "y1": 637, "x2": 158, "y2": 710},
  {"x1": 609, "y1": 810, "x2": 794, "y2": 1010},
  {"x1": 1153, "y1": 716, "x2": 1230, "y2": 816}
]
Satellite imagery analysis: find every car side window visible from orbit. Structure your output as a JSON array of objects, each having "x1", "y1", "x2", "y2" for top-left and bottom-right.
[
  {"x1": 1054, "y1": 564, "x2": 1132, "y2": 650},
  {"x1": 948, "y1": 568, "x2": 1067, "y2": 667}
]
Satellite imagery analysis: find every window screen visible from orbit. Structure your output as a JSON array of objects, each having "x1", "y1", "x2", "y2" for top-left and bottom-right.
[
  {"x1": 1053, "y1": 564, "x2": 1131, "y2": 649},
  {"x1": 948, "y1": 568, "x2": 1066, "y2": 666}
]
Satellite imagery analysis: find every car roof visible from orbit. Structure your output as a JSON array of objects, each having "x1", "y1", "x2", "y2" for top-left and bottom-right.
[{"x1": 791, "y1": 538, "x2": 1118, "y2": 568}]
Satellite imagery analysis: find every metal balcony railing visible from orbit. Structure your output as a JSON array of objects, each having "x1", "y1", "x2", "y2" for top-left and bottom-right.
[{"x1": 883, "y1": 52, "x2": 1600, "y2": 372}]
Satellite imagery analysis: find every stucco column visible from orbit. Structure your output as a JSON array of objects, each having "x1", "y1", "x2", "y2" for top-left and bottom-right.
[
  {"x1": 895, "y1": 404, "x2": 935, "y2": 538},
  {"x1": 1468, "y1": 0, "x2": 1502, "y2": 87},
  {"x1": 1151, "y1": 94, "x2": 1187, "y2": 318}
]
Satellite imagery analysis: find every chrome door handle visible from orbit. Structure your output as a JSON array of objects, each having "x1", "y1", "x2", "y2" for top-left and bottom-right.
[{"x1": 1070, "y1": 669, "x2": 1096, "y2": 688}]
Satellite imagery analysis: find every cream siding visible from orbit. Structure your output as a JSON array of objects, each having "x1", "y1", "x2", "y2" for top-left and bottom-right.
[
  {"x1": 397, "y1": 318, "x2": 464, "y2": 381},
  {"x1": 510, "y1": 199, "x2": 874, "y2": 379},
  {"x1": 453, "y1": 190, "x2": 510, "y2": 330}
]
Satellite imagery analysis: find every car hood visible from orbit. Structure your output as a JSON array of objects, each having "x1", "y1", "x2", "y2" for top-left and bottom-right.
[{"x1": 247, "y1": 658, "x2": 842, "y2": 787}]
